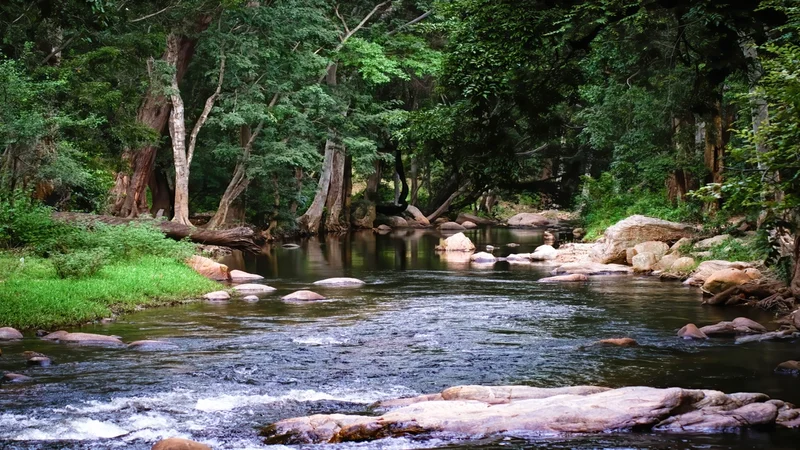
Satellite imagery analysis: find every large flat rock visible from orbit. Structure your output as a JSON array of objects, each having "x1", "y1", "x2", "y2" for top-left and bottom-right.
[
  {"x1": 263, "y1": 385, "x2": 795, "y2": 444},
  {"x1": 551, "y1": 262, "x2": 633, "y2": 276},
  {"x1": 590, "y1": 215, "x2": 696, "y2": 264}
]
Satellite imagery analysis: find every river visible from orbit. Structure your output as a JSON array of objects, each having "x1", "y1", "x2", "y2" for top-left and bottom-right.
[{"x1": 1, "y1": 228, "x2": 799, "y2": 449}]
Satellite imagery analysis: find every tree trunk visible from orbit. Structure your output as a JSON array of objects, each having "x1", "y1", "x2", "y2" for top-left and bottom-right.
[
  {"x1": 53, "y1": 212, "x2": 263, "y2": 253},
  {"x1": 365, "y1": 159, "x2": 382, "y2": 202},
  {"x1": 206, "y1": 123, "x2": 260, "y2": 230},
  {"x1": 342, "y1": 154, "x2": 352, "y2": 225},
  {"x1": 325, "y1": 142, "x2": 347, "y2": 232},
  {"x1": 297, "y1": 137, "x2": 336, "y2": 234},
  {"x1": 426, "y1": 183, "x2": 469, "y2": 222},
  {"x1": 792, "y1": 233, "x2": 800, "y2": 299},
  {"x1": 148, "y1": 166, "x2": 173, "y2": 218},
  {"x1": 410, "y1": 155, "x2": 419, "y2": 206},
  {"x1": 110, "y1": 29, "x2": 205, "y2": 218},
  {"x1": 289, "y1": 167, "x2": 303, "y2": 215}
]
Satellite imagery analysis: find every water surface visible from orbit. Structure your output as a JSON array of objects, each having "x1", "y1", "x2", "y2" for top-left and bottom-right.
[{"x1": 1, "y1": 228, "x2": 798, "y2": 449}]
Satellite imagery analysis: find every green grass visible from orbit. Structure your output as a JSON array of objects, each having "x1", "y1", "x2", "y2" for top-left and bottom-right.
[{"x1": 0, "y1": 253, "x2": 221, "y2": 330}]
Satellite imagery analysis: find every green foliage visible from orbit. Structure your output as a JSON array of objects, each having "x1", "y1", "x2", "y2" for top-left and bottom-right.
[
  {"x1": 0, "y1": 199, "x2": 71, "y2": 254},
  {"x1": 51, "y1": 248, "x2": 110, "y2": 279},
  {"x1": 706, "y1": 237, "x2": 767, "y2": 263},
  {"x1": 578, "y1": 173, "x2": 702, "y2": 240}
]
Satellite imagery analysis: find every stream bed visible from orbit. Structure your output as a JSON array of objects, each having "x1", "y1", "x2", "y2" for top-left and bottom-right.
[{"x1": 2, "y1": 228, "x2": 799, "y2": 449}]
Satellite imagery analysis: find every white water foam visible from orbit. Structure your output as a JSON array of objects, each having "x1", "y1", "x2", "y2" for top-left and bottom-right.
[{"x1": 291, "y1": 335, "x2": 347, "y2": 346}]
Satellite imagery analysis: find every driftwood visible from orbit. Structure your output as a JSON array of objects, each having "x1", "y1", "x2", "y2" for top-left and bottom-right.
[
  {"x1": 705, "y1": 281, "x2": 787, "y2": 306},
  {"x1": 53, "y1": 212, "x2": 264, "y2": 253}
]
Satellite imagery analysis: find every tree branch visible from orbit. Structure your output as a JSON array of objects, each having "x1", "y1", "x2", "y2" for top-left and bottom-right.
[
  {"x1": 187, "y1": 53, "x2": 225, "y2": 166},
  {"x1": 515, "y1": 143, "x2": 549, "y2": 157},
  {"x1": 130, "y1": 3, "x2": 179, "y2": 23},
  {"x1": 388, "y1": 10, "x2": 432, "y2": 35}
]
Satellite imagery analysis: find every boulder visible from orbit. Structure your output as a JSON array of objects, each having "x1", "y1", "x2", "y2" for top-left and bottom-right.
[
  {"x1": 507, "y1": 213, "x2": 553, "y2": 227},
  {"x1": 387, "y1": 216, "x2": 409, "y2": 228},
  {"x1": 633, "y1": 241, "x2": 669, "y2": 259},
  {"x1": 530, "y1": 245, "x2": 558, "y2": 261},
  {"x1": 128, "y1": 340, "x2": 179, "y2": 350},
  {"x1": 678, "y1": 324, "x2": 708, "y2": 340},
  {"x1": 151, "y1": 437, "x2": 211, "y2": 450},
  {"x1": 462, "y1": 221, "x2": 478, "y2": 229},
  {"x1": 435, "y1": 232, "x2": 476, "y2": 252},
  {"x1": 434, "y1": 217, "x2": 450, "y2": 225},
  {"x1": 554, "y1": 243, "x2": 595, "y2": 264},
  {"x1": 590, "y1": 215, "x2": 696, "y2": 264},
  {"x1": 456, "y1": 213, "x2": 496, "y2": 225},
  {"x1": 375, "y1": 224, "x2": 392, "y2": 233},
  {"x1": 229, "y1": 270, "x2": 263, "y2": 282},
  {"x1": 539, "y1": 274, "x2": 589, "y2": 282},
  {"x1": 737, "y1": 330, "x2": 798, "y2": 344},
  {"x1": 694, "y1": 234, "x2": 732, "y2": 250},
  {"x1": 668, "y1": 237, "x2": 693, "y2": 255},
  {"x1": 262, "y1": 385, "x2": 785, "y2": 444},
  {"x1": 282, "y1": 290, "x2": 326, "y2": 301},
  {"x1": 186, "y1": 255, "x2": 230, "y2": 281},
  {"x1": 684, "y1": 260, "x2": 753, "y2": 286},
  {"x1": 699, "y1": 320, "x2": 764, "y2": 337},
  {"x1": 58, "y1": 332, "x2": 125, "y2": 346},
  {"x1": 232, "y1": 284, "x2": 276, "y2": 294},
  {"x1": 313, "y1": 277, "x2": 365, "y2": 287},
  {"x1": 775, "y1": 361, "x2": 800, "y2": 376},
  {"x1": 439, "y1": 221, "x2": 466, "y2": 231},
  {"x1": 506, "y1": 253, "x2": 532, "y2": 262},
  {"x1": 552, "y1": 262, "x2": 633, "y2": 276},
  {"x1": 203, "y1": 290, "x2": 231, "y2": 301},
  {"x1": 595, "y1": 338, "x2": 638, "y2": 347},
  {"x1": 573, "y1": 228, "x2": 586, "y2": 240},
  {"x1": 242, "y1": 295, "x2": 259, "y2": 302},
  {"x1": 669, "y1": 257, "x2": 696, "y2": 273},
  {"x1": 470, "y1": 252, "x2": 497, "y2": 263},
  {"x1": 656, "y1": 254, "x2": 678, "y2": 271},
  {"x1": 702, "y1": 268, "x2": 761, "y2": 294},
  {"x1": 405, "y1": 205, "x2": 430, "y2": 226},
  {"x1": 632, "y1": 252, "x2": 658, "y2": 272},
  {"x1": 732, "y1": 317, "x2": 767, "y2": 333},
  {"x1": 0, "y1": 327, "x2": 23, "y2": 340}
]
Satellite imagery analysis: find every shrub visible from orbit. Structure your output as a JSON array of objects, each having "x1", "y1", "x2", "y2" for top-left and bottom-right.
[
  {"x1": 51, "y1": 248, "x2": 110, "y2": 279},
  {"x1": 0, "y1": 198, "x2": 75, "y2": 255},
  {"x1": 64, "y1": 223, "x2": 195, "y2": 262}
]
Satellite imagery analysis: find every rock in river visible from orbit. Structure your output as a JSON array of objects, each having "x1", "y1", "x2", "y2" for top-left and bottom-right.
[
  {"x1": 313, "y1": 277, "x2": 365, "y2": 287},
  {"x1": 282, "y1": 290, "x2": 326, "y2": 301},
  {"x1": 151, "y1": 437, "x2": 211, "y2": 450},
  {"x1": 678, "y1": 323, "x2": 708, "y2": 340},
  {"x1": 262, "y1": 385, "x2": 792, "y2": 444},
  {"x1": 439, "y1": 221, "x2": 466, "y2": 231},
  {"x1": 203, "y1": 290, "x2": 231, "y2": 301},
  {"x1": 232, "y1": 284, "x2": 276, "y2": 294},
  {"x1": 0, "y1": 327, "x2": 23, "y2": 340},
  {"x1": 595, "y1": 338, "x2": 638, "y2": 347},
  {"x1": 775, "y1": 361, "x2": 800, "y2": 376},
  {"x1": 2, "y1": 373, "x2": 33, "y2": 384},
  {"x1": 539, "y1": 274, "x2": 589, "y2": 282},
  {"x1": 435, "y1": 232, "x2": 475, "y2": 252},
  {"x1": 229, "y1": 269, "x2": 263, "y2": 282},
  {"x1": 589, "y1": 215, "x2": 696, "y2": 264},
  {"x1": 57, "y1": 332, "x2": 125, "y2": 346},
  {"x1": 470, "y1": 252, "x2": 497, "y2": 263},
  {"x1": 551, "y1": 262, "x2": 633, "y2": 276},
  {"x1": 128, "y1": 340, "x2": 179, "y2": 351},
  {"x1": 187, "y1": 255, "x2": 230, "y2": 281}
]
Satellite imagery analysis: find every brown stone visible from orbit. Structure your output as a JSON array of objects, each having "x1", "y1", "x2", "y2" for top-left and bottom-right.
[
  {"x1": 439, "y1": 221, "x2": 466, "y2": 231},
  {"x1": 678, "y1": 323, "x2": 708, "y2": 340},
  {"x1": 595, "y1": 338, "x2": 639, "y2": 347},
  {"x1": 702, "y1": 268, "x2": 761, "y2": 294},
  {"x1": 590, "y1": 215, "x2": 696, "y2": 264},
  {"x1": 151, "y1": 437, "x2": 211, "y2": 450},
  {"x1": 187, "y1": 255, "x2": 230, "y2": 281},
  {"x1": 776, "y1": 361, "x2": 800, "y2": 376},
  {"x1": 539, "y1": 274, "x2": 589, "y2": 282}
]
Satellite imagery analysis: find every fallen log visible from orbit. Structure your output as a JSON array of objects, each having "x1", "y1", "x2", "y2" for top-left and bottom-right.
[
  {"x1": 704, "y1": 281, "x2": 786, "y2": 306},
  {"x1": 53, "y1": 212, "x2": 264, "y2": 253}
]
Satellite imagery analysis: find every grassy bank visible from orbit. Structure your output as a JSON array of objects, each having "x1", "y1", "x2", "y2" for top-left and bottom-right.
[
  {"x1": 0, "y1": 199, "x2": 221, "y2": 330},
  {"x1": 0, "y1": 253, "x2": 220, "y2": 330}
]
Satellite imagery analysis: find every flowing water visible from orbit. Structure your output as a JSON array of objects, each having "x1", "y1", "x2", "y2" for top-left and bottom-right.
[{"x1": 2, "y1": 228, "x2": 800, "y2": 449}]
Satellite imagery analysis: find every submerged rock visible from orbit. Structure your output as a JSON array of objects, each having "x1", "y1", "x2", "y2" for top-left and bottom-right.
[
  {"x1": 41, "y1": 330, "x2": 68, "y2": 341},
  {"x1": 552, "y1": 262, "x2": 633, "y2": 276},
  {"x1": 232, "y1": 284, "x2": 276, "y2": 294},
  {"x1": 539, "y1": 274, "x2": 589, "y2": 282},
  {"x1": 2, "y1": 373, "x2": 33, "y2": 383},
  {"x1": 677, "y1": 324, "x2": 708, "y2": 340},
  {"x1": 203, "y1": 290, "x2": 231, "y2": 301},
  {"x1": 229, "y1": 269, "x2": 264, "y2": 282},
  {"x1": 128, "y1": 340, "x2": 179, "y2": 350},
  {"x1": 595, "y1": 338, "x2": 639, "y2": 347},
  {"x1": 313, "y1": 277, "x2": 365, "y2": 287},
  {"x1": 775, "y1": 361, "x2": 800, "y2": 376},
  {"x1": 470, "y1": 252, "x2": 497, "y2": 263},
  {"x1": 242, "y1": 295, "x2": 259, "y2": 302},
  {"x1": 262, "y1": 385, "x2": 789, "y2": 444},
  {"x1": 282, "y1": 290, "x2": 326, "y2": 301},
  {"x1": 26, "y1": 356, "x2": 51, "y2": 367},
  {"x1": 151, "y1": 437, "x2": 211, "y2": 450},
  {"x1": 439, "y1": 221, "x2": 466, "y2": 231},
  {"x1": 58, "y1": 332, "x2": 125, "y2": 346},
  {"x1": 0, "y1": 327, "x2": 23, "y2": 340}
]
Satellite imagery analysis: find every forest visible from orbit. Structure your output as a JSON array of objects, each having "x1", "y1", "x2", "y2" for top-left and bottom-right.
[{"x1": 1, "y1": 0, "x2": 799, "y2": 306}]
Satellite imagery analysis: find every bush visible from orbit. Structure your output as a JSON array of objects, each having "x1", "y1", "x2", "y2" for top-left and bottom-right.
[
  {"x1": 0, "y1": 198, "x2": 73, "y2": 255},
  {"x1": 51, "y1": 248, "x2": 110, "y2": 279},
  {"x1": 64, "y1": 223, "x2": 195, "y2": 262}
]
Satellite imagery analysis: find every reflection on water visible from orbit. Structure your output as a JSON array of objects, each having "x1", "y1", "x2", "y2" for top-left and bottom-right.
[{"x1": 1, "y1": 228, "x2": 799, "y2": 449}]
